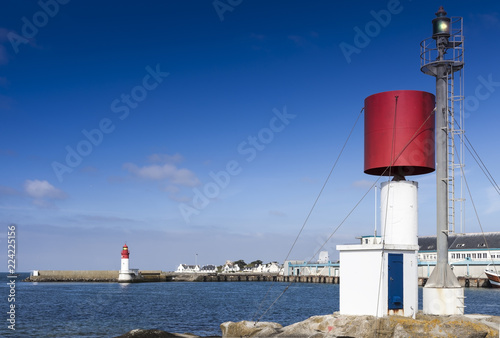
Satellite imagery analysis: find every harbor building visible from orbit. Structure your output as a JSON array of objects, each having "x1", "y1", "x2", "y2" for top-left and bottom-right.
[
  {"x1": 418, "y1": 232, "x2": 500, "y2": 279},
  {"x1": 222, "y1": 261, "x2": 240, "y2": 273},
  {"x1": 175, "y1": 264, "x2": 218, "y2": 273},
  {"x1": 284, "y1": 251, "x2": 339, "y2": 277},
  {"x1": 199, "y1": 265, "x2": 217, "y2": 273},
  {"x1": 175, "y1": 264, "x2": 200, "y2": 273}
]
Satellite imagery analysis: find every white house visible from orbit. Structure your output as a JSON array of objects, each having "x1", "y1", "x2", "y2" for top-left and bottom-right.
[
  {"x1": 251, "y1": 264, "x2": 263, "y2": 273},
  {"x1": 175, "y1": 264, "x2": 200, "y2": 273},
  {"x1": 199, "y1": 265, "x2": 217, "y2": 273},
  {"x1": 263, "y1": 262, "x2": 281, "y2": 273},
  {"x1": 222, "y1": 262, "x2": 240, "y2": 273}
]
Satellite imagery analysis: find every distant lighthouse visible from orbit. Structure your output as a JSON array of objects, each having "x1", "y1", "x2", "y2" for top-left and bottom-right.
[
  {"x1": 118, "y1": 244, "x2": 133, "y2": 282},
  {"x1": 121, "y1": 244, "x2": 130, "y2": 271}
]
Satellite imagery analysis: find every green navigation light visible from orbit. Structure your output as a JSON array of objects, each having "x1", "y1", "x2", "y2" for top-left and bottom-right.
[{"x1": 432, "y1": 6, "x2": 450, "y2": 39}]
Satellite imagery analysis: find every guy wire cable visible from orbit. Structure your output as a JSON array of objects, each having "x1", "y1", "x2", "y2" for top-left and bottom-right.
[
  {"x1": 456, "y1": 135, "x2": 499, "y2": 275},
  {"x1": 252, "y1": 106, "x2": 364, "y2": 324}
]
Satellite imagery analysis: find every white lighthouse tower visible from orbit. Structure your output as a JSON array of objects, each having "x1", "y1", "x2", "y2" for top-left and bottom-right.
[
  {"x1": 337, "y1": 90, "x2": 435, "y2": 318},
  {"x1": 118, "y1": 244, "x2": 134, "y2": 282}
]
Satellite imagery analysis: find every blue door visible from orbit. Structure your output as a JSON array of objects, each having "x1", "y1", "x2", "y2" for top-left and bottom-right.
[{"x1": 388, "y1": 253, "x2": 404, "y2": 310}]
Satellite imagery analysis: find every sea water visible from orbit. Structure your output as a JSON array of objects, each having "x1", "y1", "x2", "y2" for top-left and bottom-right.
[{"x1": 1, "y1": 273, "x2": 499, "y2": 337}]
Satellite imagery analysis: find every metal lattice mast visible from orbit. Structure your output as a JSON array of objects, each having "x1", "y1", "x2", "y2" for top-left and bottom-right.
[
  {"x1": 446, "y1": 17, "x2": 465, "y2": 234},
  {"x1": 447, "y1": 71, "x2": 456, "y2": 233}
]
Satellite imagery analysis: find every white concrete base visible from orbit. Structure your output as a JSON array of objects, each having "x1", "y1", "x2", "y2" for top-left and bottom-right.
[
  {"x1": 423, "y1": 287, "x2": 465, "y2": 315},
  {"x1": 118, "y1": 271, "x2": 134, "y2": 282},
  {"x1": 337, "y1": 244, "x2": 418, "y2": 318}
]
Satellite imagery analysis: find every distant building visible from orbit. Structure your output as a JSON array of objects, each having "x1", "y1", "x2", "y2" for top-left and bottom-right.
[
  {"x1": 318, "y1": 251, "x2": 329, "y2": 264},
  {"x1": 284, "y1": 251, "x2": 339, "y2": 277},
  {"x1": 251, "y1": 264, "x2": 263, "y2": 273},
  {"x1": 222, "y1": 262, "x2": 240, "y2": 273},
  {"x1": 264, "y1": 262, "x2": 281, "y2": 273},
  {"x1": 418, "y1": 232, "x2": 500, "y2": 278},
  {"x1": 175, "y1": 264, "x2": 200, "y2": 273},
  {"x1": 358, "y1": 235, "x2": 382, "y2": 245},
  {"x1": 199, "y1": 265, "x2": 217, "y2": 273}
]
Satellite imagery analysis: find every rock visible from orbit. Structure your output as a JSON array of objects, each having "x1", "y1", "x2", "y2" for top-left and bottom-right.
[
  {"x1": 220, "y1": 320, "x2": 282, "y2": 337},
  {"x1": 277, "y1": 314, "x2": 380, "y2": 337},
  {"x1": 115, "y1": 329, "x2": 202, "y2": 338},
  {"x1": 221, "y1": 312, "x2": 500, "y2": 337}
]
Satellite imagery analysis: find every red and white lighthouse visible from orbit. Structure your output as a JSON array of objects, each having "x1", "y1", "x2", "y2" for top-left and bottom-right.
[
  {"x1": 118, "y1": 244, "x2": 133, "y2": 282},
  {"x1": 121, "y1": 244, "x2": 130, "y2": 272}
]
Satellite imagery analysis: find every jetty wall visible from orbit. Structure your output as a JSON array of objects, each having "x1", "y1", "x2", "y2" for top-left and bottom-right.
[
  {"x1": 195, "y1": 274, "x2": 340, "y2": 284},
  {"x1": 419, "y1": 276, "x2": 491, "y2": 288},
  {"x1": 28, "y1": 270, "x2": 119, "y2": 282},
  {"x1": 26, "y1": 271, "x2": 492, "y2": 287}
]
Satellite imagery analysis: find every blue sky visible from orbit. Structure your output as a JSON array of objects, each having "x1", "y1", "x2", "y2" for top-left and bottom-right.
[{"x1": 1, "y1": 1, "x2": 499, "y2": 271}]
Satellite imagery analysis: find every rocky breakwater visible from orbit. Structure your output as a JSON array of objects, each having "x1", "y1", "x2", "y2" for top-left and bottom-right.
[
  {"x1": 25, "y1": 270, "x2": 119, "y2": 282},
  {"x1": 221, "y1": 312, "x2": 500, "y2": 337}
]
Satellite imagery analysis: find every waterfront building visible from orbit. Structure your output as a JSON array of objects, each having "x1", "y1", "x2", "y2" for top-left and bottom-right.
[
  {"x1": 221, "y1": 262, "x2": 240, "y2": 273},
  {"x1": 418, "y1": 232, "x2": 500, "y2": 279},
  {"x1": 283, "y1": 257, "x2": 339, "y2": 277},
  {"x1": 175, "y1": 264, "x2": 200, "y2": 273},
  {"x1": 264, "y1": 262, "x2": 281, "y2": 273},
  {"x1": 199, "y1": 265, "x2": 217, "y2": 273},
  {"x1": 250, "y1": 264, "x2": 263, "y2": 273},
  {"x1": 243, "y1": 266, "x2": 253, "y2": 273},
  {"x1": 318, "y1": 251, "x2": 329, "y2": 264}
]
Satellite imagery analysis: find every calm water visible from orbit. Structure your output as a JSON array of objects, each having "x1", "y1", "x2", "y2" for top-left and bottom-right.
[{"x1": 1, "y1": 273, "x2": 499, "y2": 337}]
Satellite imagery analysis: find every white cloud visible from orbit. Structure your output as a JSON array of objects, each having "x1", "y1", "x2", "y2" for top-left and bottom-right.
[
  {"x1": 24, "y1": 179, "x2": 67, "y2": 207},
  {"x1": 24, "y1": 179, "x2": 66, "y2": 199},
  {"x1": 123, "y1": 162, "x2": 200, "y2": 187}
]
